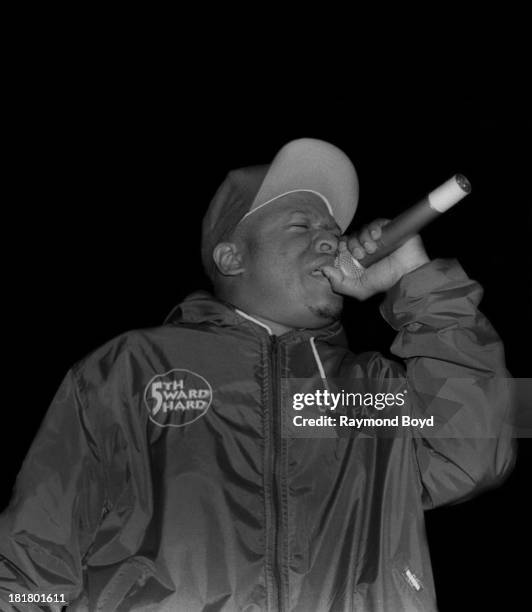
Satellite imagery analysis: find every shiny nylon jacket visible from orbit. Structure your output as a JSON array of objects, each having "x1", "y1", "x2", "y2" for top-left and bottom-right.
[{"x1": 0, "y1": 259, "x2": 515, "y2": 611}]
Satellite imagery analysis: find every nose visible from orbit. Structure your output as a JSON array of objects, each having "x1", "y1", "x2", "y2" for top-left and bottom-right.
[{"x1": 315, "y1": 231, "x2": 339, "y2": 254}]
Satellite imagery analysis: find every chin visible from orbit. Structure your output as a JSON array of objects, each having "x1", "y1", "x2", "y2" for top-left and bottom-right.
[{"x1": 307, "y1": 295, "x2": 343, "y2": 323}]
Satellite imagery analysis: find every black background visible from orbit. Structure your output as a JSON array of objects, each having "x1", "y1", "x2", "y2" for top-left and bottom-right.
[{"x1": 3, "y1": 71, "x2": 531, "y2": 612}]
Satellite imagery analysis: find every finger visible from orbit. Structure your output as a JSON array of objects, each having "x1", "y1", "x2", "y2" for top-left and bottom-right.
[
  {"x1": 367, "y1": 220, "x2": 385, "y2": 241},
  {"x1": 358, "y1": 218, "x2": 392, "y2": 255},
  {"x1": 345, "y1": 236, "x2": 365, "y2": 261},
  {"x1": 320, "y1": 265, "x2": 345, "y2": 291},
  {"x1": 360, "y1": 231, "x2": 378, "y2": 254},
  {"x1": 359, "y1": 219, "x2": 390, "y2": 241},
  {"x1": 372, "y1": 217, "x2": 391, "y2": 227}
]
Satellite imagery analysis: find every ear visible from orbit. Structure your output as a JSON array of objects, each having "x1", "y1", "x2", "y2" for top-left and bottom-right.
[{"x1": 212, "y1": 242, "x2": 246, "y2": 276}]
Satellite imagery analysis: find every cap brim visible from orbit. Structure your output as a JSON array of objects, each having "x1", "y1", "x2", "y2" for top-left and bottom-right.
[{"x1": 245, "y1": 138, "x2": 359, "y2": 232}]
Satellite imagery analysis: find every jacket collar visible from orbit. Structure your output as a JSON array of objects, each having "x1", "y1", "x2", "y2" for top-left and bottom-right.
[{"x1": 164, "y1": 290, "x2": 347, "y2": 347}]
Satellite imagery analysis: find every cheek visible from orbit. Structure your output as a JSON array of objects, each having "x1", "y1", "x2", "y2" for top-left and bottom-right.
[
  {"x1": 246, "y1": 235, "x2": 309, "y2": 283},
  {"x1": 275, "y1": 237, "x2": 310, "y2": 267}
]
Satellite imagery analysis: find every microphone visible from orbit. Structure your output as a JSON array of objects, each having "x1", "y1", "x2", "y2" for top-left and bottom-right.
[{"x1": 334, "y1": 174, "x2": 472, "y2": 278}]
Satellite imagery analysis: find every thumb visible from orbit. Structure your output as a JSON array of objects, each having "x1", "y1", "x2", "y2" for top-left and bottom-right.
[{"x1": 320, "y1": 265, "x2": 345, "y2": 291}]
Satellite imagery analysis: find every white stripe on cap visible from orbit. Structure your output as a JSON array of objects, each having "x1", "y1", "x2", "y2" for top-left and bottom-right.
[{"x1": 238, "y1": 189, "x2": 333, "y2": 225}]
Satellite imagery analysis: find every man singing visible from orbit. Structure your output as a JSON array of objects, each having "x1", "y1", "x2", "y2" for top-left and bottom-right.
[{"x1": 0, "y1": 139, "x2": 515, "y2": 611}]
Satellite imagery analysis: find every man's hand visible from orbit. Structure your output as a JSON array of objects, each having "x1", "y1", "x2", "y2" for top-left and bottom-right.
[{"x1": 321, "y1": 219, "x2": 430, "y2": 300}]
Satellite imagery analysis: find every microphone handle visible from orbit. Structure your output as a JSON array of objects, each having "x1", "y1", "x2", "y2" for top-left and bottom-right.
[
  {"x1": 355, "y1": 174, "x2": 471, "y2": 268},
  {"x1": 357, "y1": 196, "x2": 438, "y2": 267}
]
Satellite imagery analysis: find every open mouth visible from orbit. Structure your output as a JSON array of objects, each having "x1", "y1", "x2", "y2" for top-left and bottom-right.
[
  {"x1": 310, "y1": 268, "x2": 328, "y2": 281},
  {"x1": 308, "y1": 258, "x2": 335, "y2": 283}
]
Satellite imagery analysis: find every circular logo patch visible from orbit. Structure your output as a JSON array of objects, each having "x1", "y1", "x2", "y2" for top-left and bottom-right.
[{"x1": 144, "y1": 368, "x2": 213, "y2": 428}]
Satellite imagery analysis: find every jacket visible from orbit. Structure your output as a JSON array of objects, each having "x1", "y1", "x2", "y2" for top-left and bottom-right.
[{"x1": 0, "y1": 259, "x2": 516, "y2": 611}]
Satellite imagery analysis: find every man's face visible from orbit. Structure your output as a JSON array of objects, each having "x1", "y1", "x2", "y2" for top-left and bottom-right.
[{"x1": 234, "y1": 192, "x2": 344, "y2": 329}]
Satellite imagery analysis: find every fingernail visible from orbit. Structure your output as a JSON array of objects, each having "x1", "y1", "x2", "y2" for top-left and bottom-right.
[
  {"x1": 353, "y1": 248, "x2": 364, "y2": 259},
  {"x1": 371, "y1": 230, "x2": 379, "y2": 239}
]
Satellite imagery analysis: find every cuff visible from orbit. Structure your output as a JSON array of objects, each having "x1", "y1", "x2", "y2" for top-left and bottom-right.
[{"x1": 380, "y1": 258, "x2": 482, "y2": 331}]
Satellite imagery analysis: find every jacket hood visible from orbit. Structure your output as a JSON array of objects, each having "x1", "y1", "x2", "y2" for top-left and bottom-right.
[{"x1": 163, "y1": 290, "x2": 347, "y2": 347}]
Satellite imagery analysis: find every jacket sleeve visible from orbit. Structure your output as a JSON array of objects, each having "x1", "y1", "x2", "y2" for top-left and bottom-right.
[
  {"x1": 380, "y1": 258, "x2": 516, "y2": 509},
  {"x1": 0, "y1": 366, "x2": 107, "y2": 611}
]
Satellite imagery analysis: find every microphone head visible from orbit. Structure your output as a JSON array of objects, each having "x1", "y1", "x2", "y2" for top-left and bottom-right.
[{"x1": 334, "y1": 249, "x2": 365, "y2": 280}]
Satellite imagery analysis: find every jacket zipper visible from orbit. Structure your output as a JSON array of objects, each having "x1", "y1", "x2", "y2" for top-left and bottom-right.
[{"x1": 269, "y1": 335, "x2": 284, "y2": 612}]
